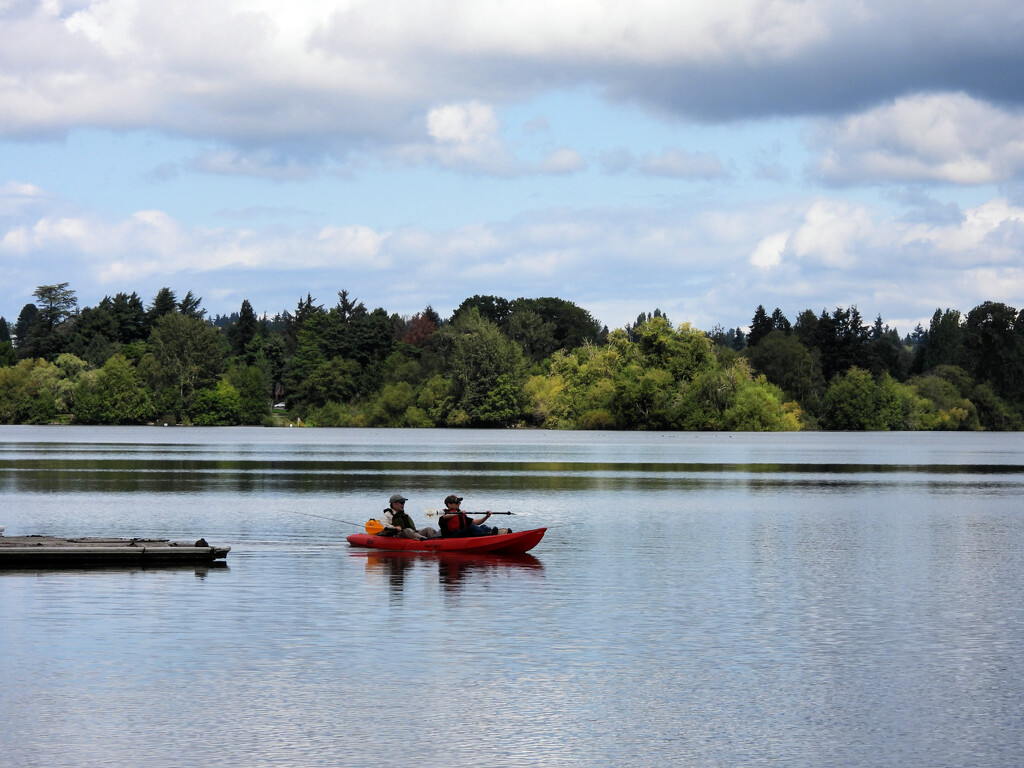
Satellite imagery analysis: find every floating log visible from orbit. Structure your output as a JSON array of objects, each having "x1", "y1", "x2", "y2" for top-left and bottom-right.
[{"x1": 0, "y1": 535, "x2": 230, "y2": 569}]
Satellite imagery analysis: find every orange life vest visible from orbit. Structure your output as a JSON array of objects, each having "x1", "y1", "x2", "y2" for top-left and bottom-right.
[{"x1": 441, "y1": 510, "x2": 469, "y2": 535}]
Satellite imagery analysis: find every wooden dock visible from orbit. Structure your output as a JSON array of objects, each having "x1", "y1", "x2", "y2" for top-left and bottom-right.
[{"x1": 0, "y1": 535, "x2": 231, "y2": 569}]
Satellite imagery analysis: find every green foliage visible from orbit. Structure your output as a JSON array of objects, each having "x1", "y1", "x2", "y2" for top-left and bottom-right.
[
  {"x1": 364, "y1": 382, "x2": 437, "y2": 427},
  {"x1": 6, "y1": 282, "x2": 1024, "y2": 432},
  {"x1": 0, "y1": 340, "x2": 17, "y2": 367},
  {"x1": 822, "y1": 368, "x2": 904, "y2": 430},
  {"x1": 613, "y1": 367, "x2": 674, "y2": 428},
  {"x1": 226, "y1": 364, "x2": 271, "y2": 425},
  {"x1": 747, "y1": 305, "x2": 773, "y2": 348},
  {"x1": 146, "y1": 288, "x2": 179, "y2": 330},
  {"x1": 434, "y1": 308, "x2": 526, "y2": 426},
  {"x1": 633, "y1": 317, "x2": 716, "y2": 381},
  {"x1": 306, "y1": 401, "x2": 367, "y2": 427},
  {"x1": 673, "y1": 360, "x2": 800, "y2": 431},
  {"x1": 15, "y1": 284, "x2": 78, "y2": 359},
  {"x1": 368, "y1": 382, "x2": 417, "y2": 425},
  {"x1": 416, "y1": 374, "x2": 453, "y2": 425},
  {"x1": 970, "y1": 382, "x2": 1023, "y2": 430},
  {"x1": 746, "y1": 330, "x2": 824, "y2": 402},
  {"x1": 13, "y1": 303, "x2": 39, "y2": 354},
  {"x1": 721, "y1": 379, "x2": 800, "y2": 431},
  {"x1": 190, "y1": 380, "x2": 241, "y2": 426},
  {"x1": 963, "y1": 301, "x2": 1024, "y2": 405},
  {"x1": 230, "y1": 299, "x2": 259, "y2": 357},
  {"x1": 905, "y1": 374, "x2": 979, "y2": 430},
  {"x1": 74, "y1": 355, "x2": 153, "y2": 424},
  {"x1": 505, "y1": 309, "x2": 557, "y2": 362},
  {"x1": 141, "y1": 313, "x2": 226, "y2": 418},
  {"x1": 295, "y1": 357, "x2": 360, "y2": 413},
  {"x1": 452, "y1": 295, "x2": 603, "y2": 362},
  {"x1": 921, "y1": 309, "x2": 966, "y2": 371},
  {"x1": 0, "y1": 359, "x2": 60, "y2": 424}
]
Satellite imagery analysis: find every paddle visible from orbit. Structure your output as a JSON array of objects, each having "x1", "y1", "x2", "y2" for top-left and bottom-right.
[{"x1": 365, "y1": 519, "x2": 384, "y2": 534}]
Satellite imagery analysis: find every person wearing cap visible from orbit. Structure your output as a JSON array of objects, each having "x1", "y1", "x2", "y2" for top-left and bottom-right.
[
  {"x1": 437, "y1": 494, "x2": 498, "y2": 538},
  {"x1": 379, "y1": 494, "x2": 438, "y2": 540}
]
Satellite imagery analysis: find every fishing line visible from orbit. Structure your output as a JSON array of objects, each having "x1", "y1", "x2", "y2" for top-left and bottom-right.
[{"x1": 287, "y1": 510, "x2": 366, "y2": 528}]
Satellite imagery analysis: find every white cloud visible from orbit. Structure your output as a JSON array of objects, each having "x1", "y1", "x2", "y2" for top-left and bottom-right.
[
  {"x1": 814, "y1": 93, "x2": 1024, "y2": 185},
  {"x1": 5, "y1": 0, "x2": 1024, "y2": 150},
  {"x1": 389, "y1": 101, "x2": 513, "y2": 174},
  {"x1": 191, "y1": 149, "x2": 321, "y2": 181},
  {"x1": 427, "y1": 101, "x2": 499, "y2": 145},
  {"x1": 394, "y1": 101, "x2": 586, "y2": 176},
  {"x1": 750, "y1": 231, "x2": 789, "y2": 268},
  {"x1": 5, "y1": 183, "x2": 1024, "y2": 333},
  {"x1": 536, "y1": 148, "x2": 586, "y2": 175},
  {"x1": 902, "y1": 198, "x2": 1024, "y2": 261},
  {"x1": 0, "y1": 182, "x2": 50, "y2": 218},
  {"x1": 640, "y1": 149, "x2": 727, "y2": 179},
  {"x1": 789, "y1": 200, "x2": 874, "y2": 266},
  {"x1": 600, "y1": 148, "x2": 728, "y2": 179}
]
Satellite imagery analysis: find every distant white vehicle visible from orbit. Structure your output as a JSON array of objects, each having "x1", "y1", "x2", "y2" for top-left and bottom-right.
[{"x1": 273, "y1": 402, "x2": 287, "y2": 409}]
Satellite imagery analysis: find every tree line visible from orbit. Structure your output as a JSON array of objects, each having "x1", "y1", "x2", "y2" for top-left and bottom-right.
[{"x1": 1, "y1": 283, "x2": 1022, "y2": 430}]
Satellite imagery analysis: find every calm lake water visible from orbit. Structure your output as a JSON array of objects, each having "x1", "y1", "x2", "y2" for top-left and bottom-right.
[{"x1": 1, "y1": 426, "x2": 1023, "y2": 768}]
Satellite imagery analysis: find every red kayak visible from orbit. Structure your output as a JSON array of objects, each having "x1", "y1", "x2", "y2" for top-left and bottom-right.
[{"x1": 347, "y1": 527, "x2": 546, "y2": 554}]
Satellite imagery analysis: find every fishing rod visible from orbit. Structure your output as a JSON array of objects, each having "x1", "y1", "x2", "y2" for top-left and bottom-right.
[{"x1": 288, "y1": 510, "x2": 366, "y2": 528}]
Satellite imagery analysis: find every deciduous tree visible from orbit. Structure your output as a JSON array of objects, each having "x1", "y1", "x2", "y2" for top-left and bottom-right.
[
  {"x1": 142, "y1": 313, "x2": 226, "y2": 417},
  {"x1": 434, "y1": 308, "x2": 526, "y2": 426}
]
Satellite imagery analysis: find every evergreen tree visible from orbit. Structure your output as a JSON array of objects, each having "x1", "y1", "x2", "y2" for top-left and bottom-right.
[
  {"x1": 21, "y1": 283, "x2": 78, "y2": 359},
  {"x1": 12, "y1": 303, "x2": 39, "y2": 354},
  {"x1": 177, "y1": 290, "x2": 205, "y2": 319},
  {"x1": 146, "y1": 288, "x2": 178, "y2": 330},
  {"x1": 747, "y1": 305, "x2": 773, "y2": 348},
  {"x1": 110, "y1": 292, "x2": 148, "y2": 343},
  {"x1": 793, "y1": 309, "x2": 819, "y2": 350},
  {"x1": 232, "y1": 299, "x2": 259, "y2": 356},
  {"x1": 770, "y1": 308, "x2": 791, "y2": 333},
  {"x1": 920, "y1": 308, "x2": 966, "y2": 371},
  {"x1": 283, "y1": 294, "x2": 325, "y2": 354},
  {"x1": 0, "y1": 315, "x2": 14, "y2": 367},
  {"x1": 963, "y1": 301, "x2": 1024, "y2": 404},
  {"x1": 747, "y1": 330, "x2": 823, "y2": 402},
  {"x1": 334, "y1": 290, "x2": 368, "y2": 323}
]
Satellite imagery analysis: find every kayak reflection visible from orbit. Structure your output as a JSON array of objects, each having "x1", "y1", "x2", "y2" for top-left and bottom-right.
[{"x1": 356, "y1": 549, "x2": 544, "y2": 591}]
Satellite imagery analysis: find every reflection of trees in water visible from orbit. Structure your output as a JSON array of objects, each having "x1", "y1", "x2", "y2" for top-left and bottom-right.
[
  {"x1": 361, "y1": 551, "x2": 543, "y2": 594},
  {"x1": 5, "y1": 457, "x2": 748, "y2": 495}
]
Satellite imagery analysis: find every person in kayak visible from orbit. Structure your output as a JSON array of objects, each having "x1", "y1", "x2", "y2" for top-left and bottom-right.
[
  {"x1": 438, "y1": 494, "x2": 498, "y2": 537},
  {"x1": 379, "y1": 494, "x2": 438, "y2": 540}
]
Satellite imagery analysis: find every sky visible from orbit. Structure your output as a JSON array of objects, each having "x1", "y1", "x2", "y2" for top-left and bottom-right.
[{"x1": 2, "y1": 0, "x2": 1024, "y2": 336}]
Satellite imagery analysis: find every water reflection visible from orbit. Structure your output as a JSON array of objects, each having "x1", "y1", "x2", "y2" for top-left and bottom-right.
[
  {"x1": 0, "y1": 563, "x2": 227, "y2": 578},
  {"x1": 354, "y1": 549, "x2": 544, "y2": 593}
]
